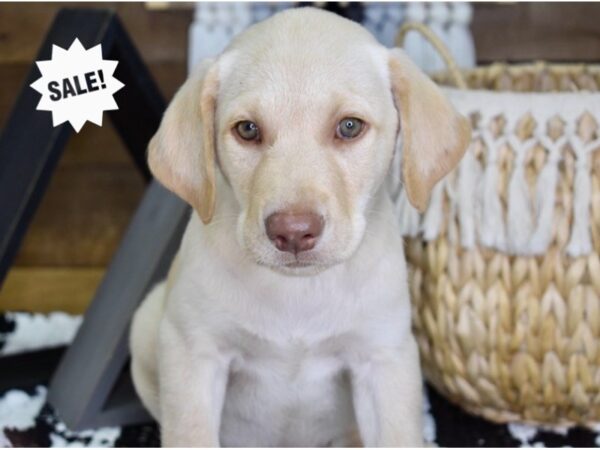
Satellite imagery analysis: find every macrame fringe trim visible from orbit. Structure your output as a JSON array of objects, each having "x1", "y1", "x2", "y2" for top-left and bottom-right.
[{"x1": 391, "y1": 88, "x2": 600, "y2": 257}]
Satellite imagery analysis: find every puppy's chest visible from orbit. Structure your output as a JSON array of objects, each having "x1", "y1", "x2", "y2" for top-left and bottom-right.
[
  {"x1": 229, "y1": 322, "x2": 347, "y2": 376},
  {"x1": 222, "y1": 337, "x2": 353, "y2": 446}
]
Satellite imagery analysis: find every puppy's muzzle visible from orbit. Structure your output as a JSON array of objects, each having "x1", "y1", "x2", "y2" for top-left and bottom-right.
[{"x1": 265, "y1": 211, "x2": 324, "y2": 255}]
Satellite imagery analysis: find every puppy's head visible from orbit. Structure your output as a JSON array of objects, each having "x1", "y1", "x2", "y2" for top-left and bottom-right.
[{"x1": 148, "y1": 8, "x2": 470, "y2": 275}]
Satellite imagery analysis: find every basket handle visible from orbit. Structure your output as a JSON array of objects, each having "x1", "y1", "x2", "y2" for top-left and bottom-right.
[{"x1": 395, "y1": 22, "x2": 468, "y2": 90}]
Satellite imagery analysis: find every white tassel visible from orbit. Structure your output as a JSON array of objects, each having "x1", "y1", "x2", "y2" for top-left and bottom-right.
[
  {"x1": 528, "y1": 140, "x2": 563, "y2": 254},
  {"x1": 447, "y1": 2, "x2": 476, "y2": 69},
  {"x1": 506, "y1": 137, "x2": 536, "y2": 254},
  {"x1": 478, "y1": 134, "x2": 506, "y2": 250},
  {"x1": 250, "y1": 3, "x2": 273, "y2": 22},
  {"x1": 396, "y1": 188, "x2": 422, "y2": 238},
  {"x1": 391, "y1": 135, "x2": 421, "y2": 238},
  {"x1": 379, "y1": 4, "x2": 405, "y2": 48},
  {"x1": 422, "y1": 180, "x2": 445, "y2": 241},
  {"x1": 188, "y1": 4, "x2": 234, "y2": 71},
  {"x1": 567, "y1": 141, "x2": 593, "y2": 256},
  {"x1": 445, "y1": 174, "x2": 460, "y2": 246},
  {"x1": 426, "y1": 3, "x2": 450, "y2": 73},
  {"x1": 403, "y1": 3, "x2": 428, "y2": 70},
  {"x1": 363, "y1": 3, "x2": 386, "y2": 43},
  {"x1": 457, "y1": 147, "x2": 480, "y2": 248}
]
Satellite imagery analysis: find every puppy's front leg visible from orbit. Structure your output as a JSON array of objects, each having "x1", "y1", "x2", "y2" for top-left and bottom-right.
[
  {"x1": 351, "y1": 337, "x2": 423, "y2": 447},
  {"x1": 158, "y1": 319, "x2": 228, "y2": 447}
]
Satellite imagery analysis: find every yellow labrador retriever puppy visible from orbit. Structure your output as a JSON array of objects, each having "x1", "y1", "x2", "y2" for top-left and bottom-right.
[{"x1": 130, "y1": 7, "x2": 470, "y2": 448}]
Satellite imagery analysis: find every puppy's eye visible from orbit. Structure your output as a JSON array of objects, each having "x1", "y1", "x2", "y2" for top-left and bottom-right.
[
  {"x1": 336, "y1": 117, "x2": 364, "y2": 140},
  {"x1": 235, "y1": 121, "x2": 260, "y2": 141}
]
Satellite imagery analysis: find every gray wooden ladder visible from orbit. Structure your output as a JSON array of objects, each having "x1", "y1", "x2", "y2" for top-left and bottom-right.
[{"x1": 0, "y1": 8, "x2": 188, "y2": 430}]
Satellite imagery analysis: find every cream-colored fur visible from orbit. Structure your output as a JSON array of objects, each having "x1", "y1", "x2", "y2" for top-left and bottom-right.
[{"x1": 130, "y1": 7, "x2": 469, "y2": 447}]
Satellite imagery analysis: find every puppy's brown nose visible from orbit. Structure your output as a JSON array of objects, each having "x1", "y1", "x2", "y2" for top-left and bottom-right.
[{"x1": 265, "y1": 211, "x2": 324, "y2": 254}]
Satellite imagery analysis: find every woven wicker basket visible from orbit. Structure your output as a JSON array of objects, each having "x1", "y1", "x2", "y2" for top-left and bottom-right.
[{"x1": 395, "y1": 24, "x2": 600, "y2": 426}]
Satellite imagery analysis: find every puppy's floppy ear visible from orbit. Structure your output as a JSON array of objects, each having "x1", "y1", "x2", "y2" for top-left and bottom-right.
[
  {"x1": 389, "y1": 48, "x2": 471, "y2": 212},
  {"x1": 148, "y1": 59, "x2": 219, "y2": 224}
]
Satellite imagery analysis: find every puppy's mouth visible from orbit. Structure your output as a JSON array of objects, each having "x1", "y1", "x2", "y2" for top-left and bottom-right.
[
  {"x1": 283, "y1": 259, "x2": 316, "y2": 269},
  {"x1": 254, "y1": 250, "x2": 331, "y2": 274},
  {"x1": 275, "y1": 256, "x2": 329, "y2": 276}
]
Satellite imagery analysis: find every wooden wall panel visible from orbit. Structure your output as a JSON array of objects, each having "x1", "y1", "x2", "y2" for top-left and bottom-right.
[
  {"x1": 472, "y1": 2, "x2": 600, "y2": 63},
  {"x1": 0, "y1": 4, "x2": 191, "y2": 313},
  {"x1": 0, "y1": 3, "x2": 192, "y2": 64}
]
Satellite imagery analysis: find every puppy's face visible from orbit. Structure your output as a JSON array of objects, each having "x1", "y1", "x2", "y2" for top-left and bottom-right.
[
  {"x1": 216, "y1": 33, "x2": 397, "y2": 274},
  {"x1": 148, "y1": 9, "x2": 470, "y2": 275}
]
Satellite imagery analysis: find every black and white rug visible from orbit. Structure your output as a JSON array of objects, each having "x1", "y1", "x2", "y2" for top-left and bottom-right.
[{"x1": 1, "y1": 312, "x2": 600, "y2": 447}]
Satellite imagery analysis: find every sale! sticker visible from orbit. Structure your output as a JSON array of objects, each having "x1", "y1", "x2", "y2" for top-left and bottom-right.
[{"x1": 30, "y1": 38, "x2": 124, "y2": 132}]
